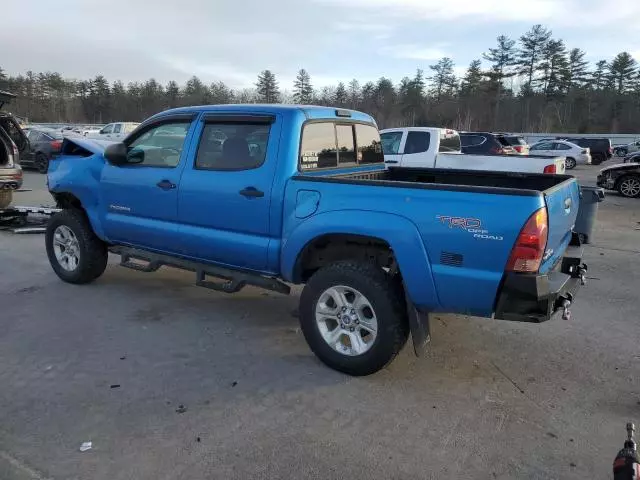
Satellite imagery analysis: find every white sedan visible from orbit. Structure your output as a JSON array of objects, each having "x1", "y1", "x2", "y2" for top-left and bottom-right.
[{"x1": 529, "y1": 140, "x2": 591, "y2": 169}]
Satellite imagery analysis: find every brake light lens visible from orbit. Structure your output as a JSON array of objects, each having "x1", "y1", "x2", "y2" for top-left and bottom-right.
[
  {"x1": 543, "y1": 164, "x2": 556, "y2": 174},
  {"x1": 489, "y1": 146, "x2": 504, "y2": 154},
  {"x1": 513, "y1": 145, "x2": 523, "y2": 153},
  {"x1": 506, "y1": 207, "x2": 548, "y2": 273},
  {"x1": 50, "y1": 140, "x2": 63, "y2": 150}
]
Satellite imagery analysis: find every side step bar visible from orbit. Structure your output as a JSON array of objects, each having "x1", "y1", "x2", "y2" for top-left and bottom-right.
[{"x1": 110, "y1": 247, "x2": 291, "y2": 296}]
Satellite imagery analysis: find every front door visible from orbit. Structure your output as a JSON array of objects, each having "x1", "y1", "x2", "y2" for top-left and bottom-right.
[
  {"x1": 177, "y1": 114, "x2": 281, "y2": 272},
  {"x1": 100, "y1": 117, "x2": 196, "y2": 253}
]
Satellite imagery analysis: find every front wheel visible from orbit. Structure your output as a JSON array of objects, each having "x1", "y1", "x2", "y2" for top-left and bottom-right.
[
  {"x1": 617, "y1": 175, "x2": 640, "y2": 198},
  {"x1": 46, "y1": 209, "x2": 109, "y2": 284},
  {"x1": 565, "y1": 157, "x2": 576, "y2": 169},
  {"x1": 299, "y1": 261, "x2": 409, "y2": 376}
]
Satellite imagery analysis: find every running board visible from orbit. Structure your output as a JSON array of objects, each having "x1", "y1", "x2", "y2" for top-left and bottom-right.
[{"x1": 110, "y1": 247, "x2": 291, "y2": 296}]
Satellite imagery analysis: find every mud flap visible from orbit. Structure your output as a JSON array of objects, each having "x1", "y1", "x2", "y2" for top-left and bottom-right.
[{"x1": 404, "y1": 289, "x2": 431, "y2": 357}]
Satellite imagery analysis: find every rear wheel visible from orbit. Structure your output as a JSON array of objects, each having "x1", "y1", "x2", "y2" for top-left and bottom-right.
[
  {"x1": 565, "y1": 157, "x2": 576, "y2": 169},
  {"x1": 299, "y1": 261, "x2": 409, "y2": 376},
  {"x1": 0, "y1": 190, "x2": 12, "y2": 209},
  {"x1": 46, "y1": 209, "x2": 108, "y2": 284},
  {"x1": 591, "y1": 154, "x2": 604, "y2": 165},
  {"x1": 36, "y1": 153, "x2": 49, "y2": 174},
  {"x1": 617, "y1": 175, "x2": 640, "y2": 198}
]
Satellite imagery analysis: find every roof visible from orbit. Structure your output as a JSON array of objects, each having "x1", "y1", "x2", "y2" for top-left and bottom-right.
[{"x1": 149, "y1": 104, "x2": 375, "y2": 124}]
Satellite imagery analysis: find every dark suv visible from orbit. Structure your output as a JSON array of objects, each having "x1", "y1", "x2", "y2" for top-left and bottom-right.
[
  {"x1": 0, "y1": 91, "x2": 28, "y2": 209},
  {"x1": 459, "y1": 132, "x2": 515, "y2": 155},
  {"x1": 558, "y1": 137, "x2": 612, "y2": 165}
]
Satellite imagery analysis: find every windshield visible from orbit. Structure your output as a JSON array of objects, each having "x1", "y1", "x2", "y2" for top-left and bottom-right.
[{"x1": 380, "y1": 132, "x2": 403, "y2": 154}]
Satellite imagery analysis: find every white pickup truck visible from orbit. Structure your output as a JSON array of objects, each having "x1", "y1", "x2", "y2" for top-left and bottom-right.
[
  {"x1": 84, "y1": 122, "x2": 140, "y2": 141},
  {"x1": 380, "y1": 127, "x2": 566, "y2": 174}
]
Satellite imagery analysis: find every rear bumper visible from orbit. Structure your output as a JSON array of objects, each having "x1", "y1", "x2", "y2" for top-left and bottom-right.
[
  {"x1": 0, "y1": 168, "x2": 23, "y2": 191},
  {"x1": 494, "y1": 237, "x2": 586, "y2": 323}
]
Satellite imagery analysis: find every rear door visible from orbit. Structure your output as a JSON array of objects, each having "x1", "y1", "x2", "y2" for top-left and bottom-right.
[
  {"x1": 176, "y1": 113, "x2": 281, "y2": 271},
  {"x1": 540, "y1": 178, "x2": 580, "y2": 273}
]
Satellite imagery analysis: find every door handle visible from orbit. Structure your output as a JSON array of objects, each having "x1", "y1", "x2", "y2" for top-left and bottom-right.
[
  {"x1": 239, "y1": 187, "x2": 264, "y2": 198},
  {"x1": 157, "y1": 180, "x2": 176, "y2": 190}
]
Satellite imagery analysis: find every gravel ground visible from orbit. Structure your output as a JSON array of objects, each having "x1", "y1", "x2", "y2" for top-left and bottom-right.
[{"x1": 1, "y1": 166, "x2": 638, "y2": 480}]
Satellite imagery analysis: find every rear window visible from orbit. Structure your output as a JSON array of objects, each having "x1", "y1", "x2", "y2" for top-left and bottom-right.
[
  {"x1": 460, "y1": 134, "x2": 485, "y2": 148},
  {"x1": 355, "y1": 124, "x2": 384, "y2": 164},
  {"x1": 504, "y1": 136, "x2": 526, "y2": 146},
  {"x1": 299, "y1": 122, "x2": 383, "y2": 170},
  {"x1": 439, "y1": 131, "x2": 461, "y2": 152},
  {"x1": 380, "y1": 131, "x2": 403, "y2": 155}
]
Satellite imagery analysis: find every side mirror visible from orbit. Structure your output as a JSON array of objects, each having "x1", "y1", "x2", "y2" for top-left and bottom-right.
[{"x1": 104, "y1": 143, "x2": 129, "y2": 166}]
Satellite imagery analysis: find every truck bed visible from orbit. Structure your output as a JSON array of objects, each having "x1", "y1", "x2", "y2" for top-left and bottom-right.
[{"x1": 297, "y1": 166, "x2": 572, "y2": 195}]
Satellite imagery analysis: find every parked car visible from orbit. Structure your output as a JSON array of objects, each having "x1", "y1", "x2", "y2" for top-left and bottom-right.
[
  {"x1": 529, "y1": 140, "x2": 590, "y2": 169},
  {"x1": 85, "y1": 122, "x2": 140, "y2": 141},
  {"x1": 497, "y1": 134, "x2": 529, "y2": 155},
  {"x1": 21, "y1": 128, "x2": 63, "y2": 173},
  {"x1": 0, "y1": 111, "x2": 27, "y2": 209},
  {"x1": 623, "y1": 152, "x2": 640, "y2": 164},
  {"x1": 45, "y1": 104, "x2": 587, "y2": 376},
  {"x1": 558, "y1": 137, "x2": 612, "y2": 165},
  {"x1": 597, "y1": 162, "x2": 640, "y2": 198},
  {"x1": 613, "y1": 140, "x2": 640, "y2": 157},
  {"x1": 380, "y1": 127, "x2": 565, "y2": 174},
  {"x1": 459, "y1": 131, "x2": 515, "y2": 155}
]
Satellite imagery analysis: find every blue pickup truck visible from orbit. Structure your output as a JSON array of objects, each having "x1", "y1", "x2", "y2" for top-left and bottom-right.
[{"x1": 45, "y1": 105, "x2": 587, "y2": 376}]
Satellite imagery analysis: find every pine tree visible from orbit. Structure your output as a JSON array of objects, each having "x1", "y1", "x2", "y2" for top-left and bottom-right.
[
  {"x1": 429, "y1": 57, "x2": 456, "y2": 101},
  {"x1": 517, "y1": 24, "x2": 552, "y2": 92},
  {"x1": 292, "y1": 69, "x2": 313, "y2": 104},
  {"x1": 568, "y1": 48, "x2": 589, "y2": 88},
  {"x1": 609, "y1": 52, "x2": 637, "y2": 93},
  {"x1": 256, "y1": 70, "x2": 280, "y2": 103},
  {"x1": 591, "y1": 60, "x2": 610, "y2": 90},
  {"x1": 334, "y1": 82, "x2": 347, "y2": 105},
  {"x1": 165, "y1": 81, "x2": 180, "y2": 108},
  {"x1": 483, "y1": 35, "x2": 517, "y2": 83},
  {"x1": 538, "y1": 39, "x2": 569, "y2": 95},
  {"x1": 460, "y1": 60, "x2": 483, "y2": 96}
]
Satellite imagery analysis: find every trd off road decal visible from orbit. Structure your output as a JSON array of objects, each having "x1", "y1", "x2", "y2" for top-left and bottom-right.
[{"x1": 436, "y1": 215, "x2": 504, "y2": 241}]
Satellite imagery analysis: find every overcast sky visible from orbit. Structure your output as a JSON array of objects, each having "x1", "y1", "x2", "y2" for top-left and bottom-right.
[{"x1": 3, "y1": 0, "x2": 640, "y2": 90}]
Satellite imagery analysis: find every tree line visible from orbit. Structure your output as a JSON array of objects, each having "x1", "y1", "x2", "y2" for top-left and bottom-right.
[{"x1": 1, "y1": 24, "x2": 639, "y2": 133}]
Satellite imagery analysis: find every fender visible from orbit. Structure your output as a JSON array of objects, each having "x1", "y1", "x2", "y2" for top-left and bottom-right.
[
  {"x1": 281, "y1": 210, "x2": 441, "y2": 311},
  {"x1": 47, "y1": 137, "x2": 110, "y2": 240}
]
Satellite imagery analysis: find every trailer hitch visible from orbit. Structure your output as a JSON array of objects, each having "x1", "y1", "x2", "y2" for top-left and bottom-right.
[
  {"x1": 556, "y1": 292, "x2": 574, "y2": 321},
  {"x1": 568, "y1": 263, "x2": 588, "y2": 286}
]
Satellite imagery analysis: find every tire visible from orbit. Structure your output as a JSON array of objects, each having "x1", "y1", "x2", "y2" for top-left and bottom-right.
[
  {"x1": 617, "y1": 175, "x2": 640, "y2": 198},
  {"x1": 0, "y1": 190, "x2": 12, "y2": 209},
  {"x1": 46, "y1": 209, "x2": 108, "y2": 284},
  {"x1": 299, "y1": 261, "x2": 409, "y2": 376},
  {"x1": 565, "y1": 157, "x2": 576, "y2": 169},
  {"x1": 36, "y1": 153, "x2": 49, "y2": 174},
  {"x1": 591, "y1": 154, "x2": 603, "y2": 166},
  {"x1": 617, "y1": 149, "x2": 627, "y2": 157}
]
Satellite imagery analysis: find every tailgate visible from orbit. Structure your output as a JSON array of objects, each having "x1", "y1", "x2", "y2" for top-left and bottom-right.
[
  {"x1": 553, "y1": 157, "x2": 566, "y2": 174},
  {"x1": 540, "y1": 177, "x2": 579, "y2": 273}
]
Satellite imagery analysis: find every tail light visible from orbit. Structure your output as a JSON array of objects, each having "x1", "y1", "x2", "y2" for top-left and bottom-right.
[
  {"x1": 581, "y1": 149, "x2": 587, "y2": 154},
  {"x1": 50, "y1": 140, "x2": 63, "y2": 150},
  {"x1": 514, "y1": 145, "x2": 523, "y2": 153},
  {"x1": 489, "y1": 146, "x2": 503, "y2": 154},
  {"x1": 543, "y1": 164, "x2": 556, "y2": 174},
  {"x1": 506, "y1": 207, "x2": 548, "y2": 273}
]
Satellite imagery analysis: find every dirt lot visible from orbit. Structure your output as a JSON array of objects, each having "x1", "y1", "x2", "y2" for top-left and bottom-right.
[{"x1": 1, "y1": 167, "x2": 638, "y2": 480}]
